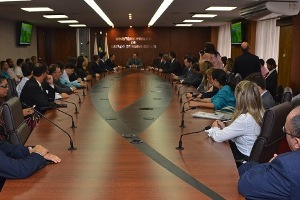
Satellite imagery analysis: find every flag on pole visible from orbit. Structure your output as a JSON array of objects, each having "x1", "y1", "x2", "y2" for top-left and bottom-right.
[
  {"x1": 98, "y1": 31, "x2": 103, "y2": 54},
  {"x1": 93, "y1": 32, "x2": 98, "y2": 55},
  {"x1": 105, "y1": 32, "x2": 109, "y2": 59}
]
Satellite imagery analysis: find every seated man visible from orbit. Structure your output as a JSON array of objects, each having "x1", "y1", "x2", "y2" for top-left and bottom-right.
[
  {"x1": 60, "y1": 63, "x2": 86, "y2": 89},
  {"x1": 238, "y1": 106, "x2": 300, "y2": 199},
  {"x1": 20, "y1": 63, "x2": 58, "y2": 113},
  {"x1": 126, "y1": 53, "x2": 143, "y2": 68},
  {"x1": 245, "y1": 72, "x2": 275, "y2": 110},
  {"x1": 48, "y1": 64, "x2": 76, "y2": 98},
  {"x1": 0, "y1": 141, "x2": 61, "y2": 179},
  {"x1": 16, "y1": 62, "x2": 34, "y2": 98}
]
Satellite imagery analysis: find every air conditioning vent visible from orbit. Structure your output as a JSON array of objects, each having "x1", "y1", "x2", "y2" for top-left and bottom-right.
[{"x1": 240, "y1": 1, "x2": 299, "y2": 21}]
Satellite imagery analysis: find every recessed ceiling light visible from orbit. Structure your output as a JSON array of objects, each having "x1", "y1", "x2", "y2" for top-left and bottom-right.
[
  {"x1": 192, "y1": 14, "x2": 217, "y2": 18},
  {"x1": 43, "y1": 15, "x2": 68, "y2": 19},
  {"x1": 175, "y1": 24, "x2": 193, "y2": 27},
  {"x1": 130, "y1": 26, "x2": 132, "y2": 28},
  {"x1": 21, "y1": 7, "x2": 53, "y2": 12},
  {"x1": 0, "y1": 0, "x2": 30, "y2": 2},
  {"x1": 83, "y1": 0, "x2": 114, "y2": 27},
  {"x1": 69, "y1": 24, "x2": 86, "y2": 27},
  {"x1": 205, "y1": 6, "x2": 236, "y2": 11},
  {"x1": 148, "y1": 0, "x2": 174, "y2": 27},
  {"x1": 58, "y1": 20, "x2": 78, "y2": 23},
  {"x1": 183, "y1": 19, "x2": 203, "y2": 23}
]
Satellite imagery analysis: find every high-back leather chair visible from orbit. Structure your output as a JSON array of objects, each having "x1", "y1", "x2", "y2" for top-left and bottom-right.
[
  {"x1": 248, "y1": 101, "x2": 293, "y2": 163},
  {"x1": 234, "y1": 73, "x2": 242, "y2": 86},
  {"x1": 5, "y1": 78, "x2": 18, "y2": 101},
  {"x1": 281, "y1": 86, "x2": 293, "y2": 103},
  {"x1": 2, "y1": 97, "x2": 31, "y2": 145}
]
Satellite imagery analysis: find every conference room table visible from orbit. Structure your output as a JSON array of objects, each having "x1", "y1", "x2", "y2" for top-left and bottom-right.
[{"x1": 1, "y1": 69, "x2": 243, "y2": 199}]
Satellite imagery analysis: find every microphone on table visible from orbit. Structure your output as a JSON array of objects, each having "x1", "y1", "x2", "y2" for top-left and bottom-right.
[
  {"x1": 73, "y1": 93, "x2": 82, "y2": 104},
  {"x1": 177, "y1": 84, "x2": 184, "y2": 95},
  {"x1": 22, "y1": 103, "x2": 77, "y2": 150},
  {"x1": 55, "y1": 108, "x2": 77, "y2": 128},
  {"x1": 82, "y1": 87, "x2": 86, "y2": 96},
  {"x1": 57, "y1": 99, "x2": 79, "y2": 114},
  {"x1": 179, "y1": 91, "x2": 193, "y2": 103},
  {"x1": 179, "y1": 106, "x2": 197, "y2": 128},
  {"x1": 181, "y1": 97, "x2": 196, "y2": 112},
  {"x1": 176, "y1": 125, "x2": 211, "y2": 150}
]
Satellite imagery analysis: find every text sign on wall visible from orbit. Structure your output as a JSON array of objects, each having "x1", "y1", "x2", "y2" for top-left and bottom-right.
[{"x1": 111, "y1": 37, "x2": 157, "y2": 49}]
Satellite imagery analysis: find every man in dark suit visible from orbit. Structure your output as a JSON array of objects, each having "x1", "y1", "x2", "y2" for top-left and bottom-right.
[
  {"x1": 0, "y1": 141, "x2": 61, "y2": 179},
  {"x1": 159, "y1": 51, "x2": 182, "y2": 76},
  {"x1": 233, "y1": 42, "x2": 261, "y2": 79},
  {"x1": 91, "y1": 54, "x2": 106, "y2": 75},
  {"x1": 245, "y1": 72, "x2": 275, "y2": 110},
  {"x1": 265, "y1": 58, "x2": 278, "y2": 100},
  {"x1": 238, "y1": 106, "x2": 300, "y2": 199},
  {"x1": 126, "y1": 52, "x2": 143, "y2": 68},
  {"x1": 48, "y1": 64, "x2": 75, "y2": 95},
  {"x1": 20, "y1": 63, "x2": 57, "y2": 113},
  {"x1": 105, "y1": 54, "x2": 118, "y2": 71}
]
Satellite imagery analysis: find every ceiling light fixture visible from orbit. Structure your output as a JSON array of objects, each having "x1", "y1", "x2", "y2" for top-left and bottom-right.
[
  {"x1": 205, "y1": 6, "x2": 236, "y2": 11},
  {"x1": 43, "y1": 15, "x2": 68, "y2": 19},
  {"x1": 69, "y1": 24, "x2": 86, "y2": 27},
  {"x1": 21, "y1": 7, "x2": 53, "y2": 12},
  {"x1": 148, "y1": 0, "x2": 174, "y2": 27},
  {"x1": 83, "y1": 0, "x2": 114, "y2": 27},
  {"x1": 183, "y1": 19, "x2": 203, "y2": 23},
  {"x1": 0, "y1": 0, "x2": 30, "y2": 2},
  {"x1": 192, "y1": 14, "x2": 217, "y2": 18},
  {"x1": 58, "y1": 20, "x2": 78, "y2": 23},
  {"x1": 175, "y1": 24, "x2": 192, "y2": 27}
]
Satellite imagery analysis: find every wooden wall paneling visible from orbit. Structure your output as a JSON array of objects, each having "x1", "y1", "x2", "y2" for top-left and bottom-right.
[
  {"x1": 291, "y1": 15, "x2": 300, "y2": 92},
  {"x1": 278, "y1": 25, "x2": 292, "y2": 88},
  {"x1": 90, "y1": 27, "x2": 211, "y2": 67}
]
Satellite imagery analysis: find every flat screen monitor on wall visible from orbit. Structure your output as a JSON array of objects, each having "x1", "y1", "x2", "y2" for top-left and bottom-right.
[
  {"x1": 230, "y1": 22, "x2": 243, "y2": 44},
  {"x1": 19, "y1": 22, "x2": 33, "y2": 45}
]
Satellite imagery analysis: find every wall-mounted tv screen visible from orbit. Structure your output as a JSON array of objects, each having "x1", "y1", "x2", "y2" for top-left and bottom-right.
[
  {"x1": 230, "y1": 22, "x2": 243, "y2": 44},
  {"x1": 19, "y1": 22, "x2": 33, "y2": 45}
]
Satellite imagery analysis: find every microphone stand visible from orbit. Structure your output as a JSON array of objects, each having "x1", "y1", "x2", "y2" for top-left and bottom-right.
[
  {"x1": 56, "y1": 109, "x2": 77, "y2": 128},
  {"x1": 177, "y1": 85, "x2": 184, "y2": 95},
  {"x1": 82, "y1": 87, "x2": 86, "y2": 96},
  {"x1": 22, "y1": 103, "x2": 77, "y2": 150},
  {"x1": 180, "y1": 106, "x2": 196, "y2": 128},
  {"x1": 176, "y1": 126, "x2": 211, "y2": 150},
  {"x1": 180, "y1": 91, "x2": 193, "y2": 103},
  {"x1": 74, "y1": 93, "x2": 82, "y2": 104},
  {"x1": 58, "y1": 99, "x2": 79, "y2": 114}
]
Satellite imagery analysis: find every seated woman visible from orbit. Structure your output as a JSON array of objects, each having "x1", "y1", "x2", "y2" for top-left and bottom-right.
[
  {"x1": 206, "y1": 80, "x2": 264, "y2": 162},
  {"x1": 195, "y1": 61, "x2": 213, "y2": 93},
  {"x1": 189, "y1": 69, "x2": 236, "y2": 110}
]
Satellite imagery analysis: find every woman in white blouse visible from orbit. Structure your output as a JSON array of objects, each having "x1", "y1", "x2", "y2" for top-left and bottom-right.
[{"x1": 207, "y1": 80, "x2": 264, "y2": 162}]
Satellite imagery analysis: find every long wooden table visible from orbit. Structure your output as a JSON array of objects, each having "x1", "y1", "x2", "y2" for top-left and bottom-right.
[{"x1": 1, "y1": 69, "x2": 243, "y2": 199}]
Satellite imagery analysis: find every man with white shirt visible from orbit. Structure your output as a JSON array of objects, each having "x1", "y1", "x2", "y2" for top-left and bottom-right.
[{"x1": 16, "y1": 62, "x2": 34, "y2": 97}]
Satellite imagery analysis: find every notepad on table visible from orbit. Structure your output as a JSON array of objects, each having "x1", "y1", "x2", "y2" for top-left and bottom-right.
[{"x1": 192, "y1": 111, "x2": 224, "y2": 120}]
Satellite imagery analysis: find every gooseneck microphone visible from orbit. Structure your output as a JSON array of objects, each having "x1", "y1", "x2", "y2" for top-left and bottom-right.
[
  {"x1": 58, "y1": 99, "x2": 79, "y2": 114},
  {"x1": 176, "y1": 126, "x2": 211, "y2": 150},
  {"x1": 73, "y1": 93, "x2": 82, "y2": 104},
  {"x1": 180, "y1": 91, "x2": 193, "y2": 103},
  {"x1": 179, "y1": 106, "x2": 196, "y2": 128},
  {"x1": 177, "y1": 84, "x2": 185, "y2": 95},
  {"x1": 22, "y1": 103, "x2": 77, "y2": 150},
  {"x1": 56, "y1": 109, "x2": 77, "y2": 128}
]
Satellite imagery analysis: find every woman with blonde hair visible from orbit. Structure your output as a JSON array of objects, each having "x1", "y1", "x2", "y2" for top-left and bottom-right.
[{"x1": 207, "y1": 80, "x2": 264, "y2": 162}]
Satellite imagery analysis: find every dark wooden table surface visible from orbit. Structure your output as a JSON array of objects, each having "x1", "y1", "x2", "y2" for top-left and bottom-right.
[{"x1": 1, "y1": 69, "x2": 243, "y2": 199}]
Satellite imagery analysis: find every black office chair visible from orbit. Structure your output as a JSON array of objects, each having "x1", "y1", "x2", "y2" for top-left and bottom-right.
[
  {"x1": 281, "y1": 86, "x2": 293, "y2": 103},
  {"x1": 234, "y1": 73, "x2": 242, "y2": 86},
  {"x1": 5, "y1": 78, "x2": 18, "y2": 100},
  {"x1": 2, "y1": 97, "x2": 31, "y2": 145},
  {"x1": 247, "y1": 101, "x2": 293, "y2": 163}
]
